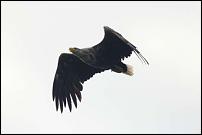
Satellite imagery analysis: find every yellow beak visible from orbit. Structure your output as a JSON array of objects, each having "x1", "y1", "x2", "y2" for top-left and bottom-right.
[{"x1": 69, "y1": 48, "x2": 75, "y2": 53}]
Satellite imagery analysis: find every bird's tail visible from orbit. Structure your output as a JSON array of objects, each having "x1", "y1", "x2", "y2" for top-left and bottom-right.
[{"x1": 123, "y1": 64, "x2": 134, "y2": 76}]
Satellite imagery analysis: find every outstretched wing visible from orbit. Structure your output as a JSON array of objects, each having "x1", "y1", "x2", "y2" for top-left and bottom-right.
[
  {"x1": 93, "y1": 26, "x2": 149, "y2": 65},
  {"x1": 53, "y1": 53, "x2": 104, "y2": 113}
]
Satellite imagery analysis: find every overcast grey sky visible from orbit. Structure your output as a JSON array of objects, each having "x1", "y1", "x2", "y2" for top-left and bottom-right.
[{"x1": 1, "y1": 1, "x2": 201, "y2": 134}]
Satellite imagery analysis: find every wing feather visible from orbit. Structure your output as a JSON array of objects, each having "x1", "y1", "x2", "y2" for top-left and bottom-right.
[
  {"x1": 53, "y1": 53, "x2": 104, "y2": 112},
  {"x1": 93, "y1": 26, "x2": 149, "y2": 65}
]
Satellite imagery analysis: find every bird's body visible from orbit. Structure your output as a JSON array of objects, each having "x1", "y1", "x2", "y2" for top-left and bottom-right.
[{"x1": 53, "y1": 26, "x2": 149, "y2": 112}]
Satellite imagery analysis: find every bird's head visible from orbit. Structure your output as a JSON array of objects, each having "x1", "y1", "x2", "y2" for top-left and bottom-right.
[{"x1": 69, "y1": 47, "x2": 79, "y2": 54}]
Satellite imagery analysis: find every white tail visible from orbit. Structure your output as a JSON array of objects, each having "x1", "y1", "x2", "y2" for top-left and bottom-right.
[{"x1": 124, "y1": 64, "x2": 134, "y2": 76}]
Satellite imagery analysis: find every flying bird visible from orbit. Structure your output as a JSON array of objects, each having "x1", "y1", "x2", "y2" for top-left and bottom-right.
[{"x1": 53, "y1": 26, "x2": 149, "y2": 113}]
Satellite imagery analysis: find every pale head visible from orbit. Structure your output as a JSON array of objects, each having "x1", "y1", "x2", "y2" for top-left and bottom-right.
[{"x1": 69, "y1": 47, "x2": 79, "y2": 53}]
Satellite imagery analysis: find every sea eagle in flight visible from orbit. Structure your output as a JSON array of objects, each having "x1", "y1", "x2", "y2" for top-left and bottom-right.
[{"x1": 53, "y1": 26, "x2": 149, "y2": 113}]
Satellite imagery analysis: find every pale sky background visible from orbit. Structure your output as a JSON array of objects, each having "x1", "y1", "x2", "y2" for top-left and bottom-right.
[{"x1": 1, "y1": 1, "x2": 201, "y2": 134}]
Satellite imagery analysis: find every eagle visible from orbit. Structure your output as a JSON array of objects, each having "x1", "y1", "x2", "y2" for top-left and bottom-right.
[{"x1": 53, "y1": 26, "x2": 149, "y2": 113}]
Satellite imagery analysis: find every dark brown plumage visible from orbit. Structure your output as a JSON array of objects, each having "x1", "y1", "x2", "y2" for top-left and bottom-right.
[{"x1": 53, "y1": 26, "x2": 149, "y2": 113}]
